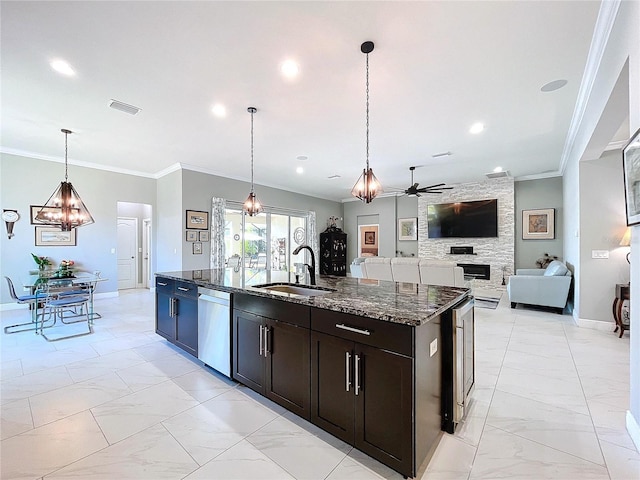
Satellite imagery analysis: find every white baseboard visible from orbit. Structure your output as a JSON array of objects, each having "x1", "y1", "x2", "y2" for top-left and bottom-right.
[
  {"x1": 574, "y1": 316, "x2": 617, "y2": 331},
  {"x1": 626, "y1": 411, "x2": 640, "y2": 453}
]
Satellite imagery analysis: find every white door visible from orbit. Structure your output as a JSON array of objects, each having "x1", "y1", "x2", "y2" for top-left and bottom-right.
[
  {"x1": 117, "y1": 217, "x2": 138, "y2": 290},
  {"x1": 142, "y1": 219, "x2": 152, "y2": 288}
]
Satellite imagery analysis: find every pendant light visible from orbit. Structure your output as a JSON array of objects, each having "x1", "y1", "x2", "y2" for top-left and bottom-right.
[
  {"x1": 36, "y1": 129, "x2": 94, "y2": 231},
  {"x1": 243, "y1": 107, "x2": 263, "y2": 216},
  {"x1": 351, "y1": 41, "x2": 383, "y2": 203}
]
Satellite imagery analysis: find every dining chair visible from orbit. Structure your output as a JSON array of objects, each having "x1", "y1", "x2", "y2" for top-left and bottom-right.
[
  {"x1": 36, "y1": 282, "x2": 93, "y2": 341},
  {"x1": 3, "y1": 276, "x2": 43, "y2": 334}
]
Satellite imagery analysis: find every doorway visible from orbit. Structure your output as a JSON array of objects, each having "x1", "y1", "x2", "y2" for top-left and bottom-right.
[{"x1": 117, "y1": 202, "x2": 152, "y2": 290}]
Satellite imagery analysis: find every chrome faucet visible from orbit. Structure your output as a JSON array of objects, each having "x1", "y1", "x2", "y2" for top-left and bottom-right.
[{"x1": 292, "y1": 244, "x2": 316, "y2": 285}]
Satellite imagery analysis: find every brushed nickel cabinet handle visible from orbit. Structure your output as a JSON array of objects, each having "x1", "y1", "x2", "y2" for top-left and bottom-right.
[
  {"x1": 354, "y1": 354, "x2": 361, "y2": 396},
  {"x1": 158, "y1": 282, "x2": 167, "y2": 286},
  {"x1": 345, "y1": 351, "x2": 352, "y2": 392},
  {"x1": 177, "y1": 287, "x2": 189, "y2": 292},
  {"x1": 259, "y1": 325, "x2": 264, "y2": 356},
  {"x1": 336, "y1": 323, "x2": 371, "y2": 336}
]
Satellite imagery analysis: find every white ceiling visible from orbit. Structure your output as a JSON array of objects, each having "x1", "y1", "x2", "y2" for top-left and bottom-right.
[{"x1": 1, "y1": 1, "x2": 601, "y2": 202}]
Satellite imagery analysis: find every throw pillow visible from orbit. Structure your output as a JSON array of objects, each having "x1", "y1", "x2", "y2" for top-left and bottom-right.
[{"x1": 544, "y1": 260, "x2": 568, "y2": 276}]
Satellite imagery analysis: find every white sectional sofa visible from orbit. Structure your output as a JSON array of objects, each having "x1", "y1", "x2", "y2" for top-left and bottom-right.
[{"x1": 350, "y1": 256, "x2": 466, "y2": 287}]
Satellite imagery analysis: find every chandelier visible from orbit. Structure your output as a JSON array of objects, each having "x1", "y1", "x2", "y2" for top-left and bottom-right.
[{"x1": 243, "y1": 107, "x2": 264, "y2": 216}]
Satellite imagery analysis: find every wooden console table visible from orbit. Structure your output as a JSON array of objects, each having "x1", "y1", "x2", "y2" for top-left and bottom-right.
[{"x1": 612, "y1": 283, "x2": 630, "y2": 338}]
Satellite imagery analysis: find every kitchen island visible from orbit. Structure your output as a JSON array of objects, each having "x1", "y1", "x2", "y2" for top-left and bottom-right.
[{"x1": 155, "y1": 269, "x2": 470, "y2": 478}]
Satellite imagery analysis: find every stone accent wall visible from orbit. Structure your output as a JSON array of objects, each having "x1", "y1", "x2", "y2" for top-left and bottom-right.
[{"x1": 418, "y1": 177, "x2": 514, "y2": 290}]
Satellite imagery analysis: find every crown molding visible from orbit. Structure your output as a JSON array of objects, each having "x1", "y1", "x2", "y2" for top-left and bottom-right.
[
  {"x1": 559, "y1": 0, "x2": 621, "y2": 174},
  {"x1": 514, "y1": 171, "x2": 563, "y2": 182}
]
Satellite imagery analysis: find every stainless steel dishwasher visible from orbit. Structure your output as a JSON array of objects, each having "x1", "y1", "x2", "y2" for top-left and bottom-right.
[{"x1": 197, "y1": 288, "x2": 232, "y2": 378}]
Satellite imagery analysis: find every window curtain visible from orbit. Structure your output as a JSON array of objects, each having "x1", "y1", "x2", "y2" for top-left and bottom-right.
[{"x1": 210, "y1": 197, "x2": 226, "y2": 269}]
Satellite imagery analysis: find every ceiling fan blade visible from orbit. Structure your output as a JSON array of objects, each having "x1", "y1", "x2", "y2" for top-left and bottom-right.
[
  {"x1": 423, "y1": 183, "x2": 446, "y2": 189},
  {"x1": 416, "y1": 192, "x2": 421, "y2": 197}
]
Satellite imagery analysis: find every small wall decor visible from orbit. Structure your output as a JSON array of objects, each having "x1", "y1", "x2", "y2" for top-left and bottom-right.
[
  {"x1": 186, "y1": 210, "x2": 209, "y2": 230},
  {"x1": 193, "y1": 242, "x2": 202, "y2": 254},
  {"x1": 398, "y1": 217, "x2": 418, "y2": 241},
  {"x1": 2, "y1": 209, "x2": 19, "y2": 239},
  {"x1": 192, "y1": 269, "x2": 203, "y2": 279},
  {"x1": 35, "y1": 226, "x2": 77, "y2": 246},
  {"x1": 186, "y1": 230, "x2": 197, "y2": 242},
  {"x1": 522, "y1": 208, "x2": 555, "y2": 240},
  {"x1": 364, "y1": 231, "x2": 376, "y2": 245},
  {"x1": 358, "y1": 224, "x2": 379, "y2": 256},
  {"x1": 199, "y1": 231, "x2": 210, "y2": 242},
  {"x1": 623, "y1": 127, "x2": 640, "y2": 226}
]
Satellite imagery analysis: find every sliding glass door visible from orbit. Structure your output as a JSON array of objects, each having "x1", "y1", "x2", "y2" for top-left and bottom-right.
[{"x1": 223, "y1": 205, "x2": 309, "y2": 286}]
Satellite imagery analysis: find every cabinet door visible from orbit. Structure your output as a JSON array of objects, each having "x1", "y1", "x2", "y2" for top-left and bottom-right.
[
  {"x1": 233, "y1": 310, "x2": 265, "y2": 393},
  {"x1": 265, "y1": 319, "x2": 310, "y2": 419},
  {"x1": 175, "y1": 296, "x2": 198, "y2": 357},
  {"x1": 156, "y1": 292, "x2": 175, "y2": 340},
  {"x1": 310, "y1": 331, "x2": 355, "y2": 444},
  {"x1": 354, "y1": 344, "x2": 413, "y2": 477}
]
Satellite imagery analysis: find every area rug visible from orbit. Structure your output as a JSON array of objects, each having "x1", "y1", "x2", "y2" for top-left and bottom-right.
[{"x1": 474, "y1": 296, "x2": 501, "y2": 310}]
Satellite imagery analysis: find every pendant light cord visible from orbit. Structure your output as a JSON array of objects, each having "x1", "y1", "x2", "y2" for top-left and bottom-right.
[
  {"x1": 64, "y1": 130, "x2": 69, "y2": 181},
  {"x1": 365, "y1": 52, "x2": 370, "y2": 171},
  {"x1": 250, "y1": 109, "x2": 255, "y2": 193}
]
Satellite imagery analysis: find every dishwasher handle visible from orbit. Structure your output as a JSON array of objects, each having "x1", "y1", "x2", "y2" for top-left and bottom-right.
[{"x1": 198, "y1": 294, "x2": 230, "y2": 307}]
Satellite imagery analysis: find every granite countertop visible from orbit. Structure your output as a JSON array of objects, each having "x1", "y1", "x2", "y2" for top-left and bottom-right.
[{"x1": 156, "y1": 269, "x2": 470, "y2": 327}]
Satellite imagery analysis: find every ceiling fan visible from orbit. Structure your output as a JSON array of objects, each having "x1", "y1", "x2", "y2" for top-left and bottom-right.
[{"x1": 403, "y1": 166, "x2": 453, "y2": 196}]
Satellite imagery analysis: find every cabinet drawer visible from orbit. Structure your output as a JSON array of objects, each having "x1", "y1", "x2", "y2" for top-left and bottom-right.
[
  {"x1": 175, "y1": 280, "x2": 198, "y2": 299},
  {"x1": 155, "y1": 277, "x2": 174, "y2": 294},
  {"x1": 311, "y1": 308, "x2": 413, "y2": 357},
  {"x1": 234, "y1": 293, "x2": 310, "y2": 328}
]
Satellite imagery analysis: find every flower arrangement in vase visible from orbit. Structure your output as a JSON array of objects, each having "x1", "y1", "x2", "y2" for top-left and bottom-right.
[{"x1": 31, "y1": 253, "x2": 51, "y2": 272}]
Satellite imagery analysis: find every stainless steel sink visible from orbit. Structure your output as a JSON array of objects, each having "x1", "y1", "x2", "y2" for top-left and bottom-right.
[{"x1": 252, "y1": 283, "x2": 336, "y2": 297}]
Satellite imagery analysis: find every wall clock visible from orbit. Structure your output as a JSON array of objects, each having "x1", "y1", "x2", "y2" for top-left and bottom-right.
[{"x1": 2, "y1": 209, "x2": 20, "y2": 239}]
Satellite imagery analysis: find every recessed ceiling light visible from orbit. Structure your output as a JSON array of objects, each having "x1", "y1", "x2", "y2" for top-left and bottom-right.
[
  {"x1": 469, "y1": 122, "x2": 484, "y2": 134},
  {"x1": 296, "y1": 155, "x2": 308, "y2": 161},
  {"x1": 50, "y1": 59, "x2": 75, "y2": 76},
  {"x1": 541, "y1": 79, "x2": 568, "y2": 92},
  {"x1": 493, "y1": 166, "x2": 503, "y2": 173},
  {"x1": 296, "y1": 167, "x2": 304, "y2": 174},
  {"x1": 280, "y1": 59, "x2": 300, "y2": 79},
  {"x1": 211, "y1": 104, "x2": 226, "y2": 118}
]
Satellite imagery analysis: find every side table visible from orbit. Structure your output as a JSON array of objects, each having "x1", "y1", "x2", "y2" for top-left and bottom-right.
[{"x1": 612, "y1": 283, "x2": 630, "y2": 338}]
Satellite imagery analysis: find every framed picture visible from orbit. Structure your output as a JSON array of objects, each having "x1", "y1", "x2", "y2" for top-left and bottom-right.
[
  {"x1": 186, "y1": 230, "x2": 198, "y2": 242},
  {"x1": 193, "y1": 242, "x2": 202, "y2": 254},
  {"x1": 398, "y1": 217, "x2": 418, "y2": 241},
  {"x1": 186, "y1": 210, "x2": 209, "y2": 230},
  {"x1": 35, "y1": 226, "x2": 77, "y2": 246},
  {"x1": 522, "y1": 208, "x2": 555, "y2": 240},
  {"x1": 192, "y1": 269, "x2": 202, "y2": 279},
  {"x1": 199, "y1": 231, "x2": 210, "y2": 242},
  {"x1": 30, "y1": 205, "x2": 61, "y2": 225},
  {"x1": 623, "y1": 127, "x2": 640, "y2": 226},
  {"x1": 364, "y1": 231, "x2": 376, "y2": 245}
]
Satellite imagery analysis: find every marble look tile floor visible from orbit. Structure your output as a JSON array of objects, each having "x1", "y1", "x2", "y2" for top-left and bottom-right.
[{"x1": 1, "y1": 289, "x2": 638, "y2": 479}]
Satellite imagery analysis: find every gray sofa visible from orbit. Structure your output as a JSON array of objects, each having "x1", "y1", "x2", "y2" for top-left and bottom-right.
[{"x1": 507, "y1": 260, "x2": 572, "y2": 313}]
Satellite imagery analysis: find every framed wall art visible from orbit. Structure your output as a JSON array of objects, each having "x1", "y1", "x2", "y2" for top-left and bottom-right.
[
  {"x1": 199, "y1": 231, "x2": 210, "y2": 242},
  {"x1": 186, "y1": 210, "x2": 209, "y2": 230},
  {"x1": 186, "y1": 230, "x2": 198, "y2": 242},
  {"x1": 193, "y1": 242, "x2": 203, "y2": 254},
  {"x1": 623, "y1": 127, "x2": 640, "y2": 226},
  {"x1": 358, "y1": 224, "x2": 379, "y2": 256},
  {"x1": 398, "y1": 217, "x2": 418, "y2": 241},
  {"x1": 30, "y1": 205, "x2": 61, "y2": 224},
  {"x1": 35, "y1": 226, "x2": 77, "y2": 246},
  {"x1": 522, "y1": 208, "x2": 555, "y2": 240}
]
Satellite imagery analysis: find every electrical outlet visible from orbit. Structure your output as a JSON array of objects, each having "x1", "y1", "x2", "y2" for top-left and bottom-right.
[
  {"x1": 592, "y1": 250, "x2": 609, "y2": 259},
  {"x1": 430, "y1": 338, "x2": 438, "y2": 357}
]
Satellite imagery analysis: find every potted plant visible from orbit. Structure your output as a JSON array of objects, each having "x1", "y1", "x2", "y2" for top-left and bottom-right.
[{"x1": 31, "y1": 253, "x2": 51, "y2": 273}]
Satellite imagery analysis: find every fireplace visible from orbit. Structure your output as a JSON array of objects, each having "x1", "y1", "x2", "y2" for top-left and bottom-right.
[{"x1": 457, "y1": 263, "x2": 490, "y2": 280}]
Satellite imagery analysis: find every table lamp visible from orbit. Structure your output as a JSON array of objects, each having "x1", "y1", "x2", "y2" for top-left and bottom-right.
[{"x1": 619, "y1": 227, "x2": 631, "y2": 264}]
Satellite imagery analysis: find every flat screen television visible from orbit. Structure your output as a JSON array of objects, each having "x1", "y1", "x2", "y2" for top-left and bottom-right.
[{"x1": 427, "y1": 199, "x2": 498, "y2": 238}]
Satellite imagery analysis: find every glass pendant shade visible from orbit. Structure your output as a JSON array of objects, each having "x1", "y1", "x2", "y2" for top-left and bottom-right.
[
  {"x1": 36, "y1": 129, "x2": 94, "y2": 231},
  {"x1": 351, "y1": 167, "x2": 383, "y2": 203},
  {"x1": 36, "y1": 181, "x2": 95, "y2": 231},
  {"x1": 243, "y1": 191, "x2": 263, "y2": 217}
]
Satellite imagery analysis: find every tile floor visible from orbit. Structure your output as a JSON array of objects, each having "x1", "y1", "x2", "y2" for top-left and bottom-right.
[{"x1": 1, "y1": 289, "x2": 639, "y2": 479}]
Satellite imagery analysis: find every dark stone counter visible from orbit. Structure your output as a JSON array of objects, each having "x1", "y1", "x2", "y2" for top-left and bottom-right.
[{"x1": 156, "y1": 269, "x2": 469, "y2": 327}]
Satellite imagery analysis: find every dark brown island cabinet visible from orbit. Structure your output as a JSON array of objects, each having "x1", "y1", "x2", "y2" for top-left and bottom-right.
[
  {"x1": 232, "y1": 293, "x2": 311, "y2": 419},
  {"x1": 155, "y1": 277, "x2": 198, "y2": 357},
  {"x1": 232, "y1": 293, "x2": 442, "y2": 479}
]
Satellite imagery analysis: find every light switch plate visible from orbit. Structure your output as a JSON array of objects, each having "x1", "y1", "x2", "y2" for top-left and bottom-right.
[
  {"x1": 430, "y1": 338, "x2": 438, "y2": 357},
  {"x1": 592, "y1": 250, "x2": 609, "y2": 259}
]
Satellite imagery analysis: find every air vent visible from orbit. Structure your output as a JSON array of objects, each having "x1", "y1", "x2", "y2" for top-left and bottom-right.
[
  {"x1": 109, "y1": 99, "x2": 141, "y2": 115},
  {"x1": 485, "y1": 170, "x2": 510, "y2": 179},
  {"x1": 328, "y1": 174, "x2": 341, "y2": 179}
]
